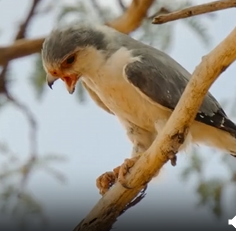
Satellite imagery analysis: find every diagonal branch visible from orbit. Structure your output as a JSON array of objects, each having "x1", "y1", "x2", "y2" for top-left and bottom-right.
[
  {"x1": 73, "y1": 25, "x2": 236, "y2": 231},
  {"x1": 15, "y1": 0, "x2": 42, "y2": 40},
  {"x1": 152, "y1": 0, "x2": 236, "y2": 24}
]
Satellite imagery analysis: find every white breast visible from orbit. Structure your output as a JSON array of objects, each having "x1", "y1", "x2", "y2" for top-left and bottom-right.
[{"x1": 81, "y1": 47, "x2": 171, "y2": 132}]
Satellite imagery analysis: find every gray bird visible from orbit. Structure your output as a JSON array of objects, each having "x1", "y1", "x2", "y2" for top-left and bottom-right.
[{"x1": 42, "y1": 23, "x2": 236, "y2": 195}]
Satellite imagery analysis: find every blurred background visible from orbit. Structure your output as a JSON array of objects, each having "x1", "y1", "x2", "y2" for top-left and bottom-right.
[{"x1": 0, "y1": 0, "x2": 236, "y2": 230}]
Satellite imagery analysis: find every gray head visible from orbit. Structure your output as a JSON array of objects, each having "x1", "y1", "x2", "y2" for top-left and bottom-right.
[{"x1": 41, "y1": 23, "x2": 112, "y2": 94}]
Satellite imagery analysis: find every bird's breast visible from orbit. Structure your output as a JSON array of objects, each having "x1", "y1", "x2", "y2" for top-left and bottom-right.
[{"x1": 81, "y1": 71, "x2": 170, "y2": 132}]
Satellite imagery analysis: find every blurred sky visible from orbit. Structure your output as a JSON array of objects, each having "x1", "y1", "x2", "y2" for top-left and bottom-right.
[{"x1": 0, "y1": 0, "x2": 236, "y2": 230}]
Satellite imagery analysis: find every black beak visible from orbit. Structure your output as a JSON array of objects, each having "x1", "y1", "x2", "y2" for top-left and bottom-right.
[
  {"x1": 47, "y1": 81, "x2": 54, "y2": 89},
  {"x1": 46, "y1": 73, "x2": 57, "y2": 90}
]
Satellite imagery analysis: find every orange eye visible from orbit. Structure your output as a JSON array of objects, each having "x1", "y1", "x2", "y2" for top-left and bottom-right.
[{"x1": 61, "y1": 55, "x2": 75, "y2": 68}]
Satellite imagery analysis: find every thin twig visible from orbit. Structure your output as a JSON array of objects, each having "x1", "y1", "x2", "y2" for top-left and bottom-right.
[
  {"x1": 16, "y1": 0, "x2": 42, "y2": 40},
  {"x1": 152, "y1": 0, "x2": 236, "y2": 24},
  {"x1": 148, "y1": 7, "x2": 170, "y2": 19},
  {"x1": 117, "y1": 0, "x2": 126, "y2": 11},
  {"x1": 6, "y1": 93, "x2": 38, "y2": 193},
  {"x1": 90, "y1": 0, "x2": 106, "y2": 21},
  {"x1": 0, "y1": 0, "x2": 42, "y2": 93},
  {"x1": 0, "y1": 0, "x2": 41, "y2": 192}
]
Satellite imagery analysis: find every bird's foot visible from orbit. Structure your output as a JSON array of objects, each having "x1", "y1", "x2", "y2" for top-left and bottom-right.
[
  {"x1": 114, "y1": 155, "x2": 140, "y2": 189},
  {"x1": 96, "y1": 171, "x2": 117, "y2": 195},
  {"x1": 96, "y1": 156, "x2": 140, "y2": 195}
]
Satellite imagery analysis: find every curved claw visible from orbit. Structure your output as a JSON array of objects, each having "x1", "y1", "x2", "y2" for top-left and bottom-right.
[
  {"x1": 119, "y1": 181, "x2": 133, "y2": 189},
  {"x1": 117, "y1": 156, "x2": 140, "y2": 189}
]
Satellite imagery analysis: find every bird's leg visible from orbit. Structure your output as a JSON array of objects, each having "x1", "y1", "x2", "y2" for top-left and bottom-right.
[{"x1": 96, "y1": 122, "x2": 154, "y2": 195}]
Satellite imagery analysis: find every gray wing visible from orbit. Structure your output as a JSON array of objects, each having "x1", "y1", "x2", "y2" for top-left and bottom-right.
[
  {"x1": 81, "y1": 81, "x2": 114, "y2": 115},
  {"x1": 123, "y1": 48, "x2": 236, "y2": 136}
]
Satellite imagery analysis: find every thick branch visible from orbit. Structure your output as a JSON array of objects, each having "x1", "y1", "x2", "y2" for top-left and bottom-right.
[
  {"x1": 0, "y1": 38, "x2": 44, "y2": 66},
  {"x1": 0, "y1": 0, "x2": 154, "y2": 66},
  {"x1": 153, "y1": 0, "x2": 236, "y2": 24},
  {"x1": 107, "y1": 0, "x2": 155, "y2": 33},
  {"x1": 73, "y1": 26, "x2": 236, "y2": 231}
]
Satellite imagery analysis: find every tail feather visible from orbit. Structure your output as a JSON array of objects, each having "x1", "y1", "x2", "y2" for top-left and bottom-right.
[{"x1": 190, "y1": 121, "x2": 236, "y2": 156}]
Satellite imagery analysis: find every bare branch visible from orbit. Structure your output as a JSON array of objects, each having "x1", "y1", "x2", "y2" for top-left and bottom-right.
[
  {"x1": 0, "y1": 38, "x2": 44, "y2": 66},
  {"x1": 117, "y1": 0, "x2": 126, "y2": 11},
  {"x1": 6, "y1": 93, "x2": 38, "y2": 194},
  {"x1": 153, "y1": 0, "x2": 236, "y2": 24},
  {"x1": 106, "y1": 0, "x2": 155, "y2": 33},
  {"x1": 148, "y1": 7, "x2": 170, "y2": 19},
  {"x1": 0, "y1": 0, "x2": 42, "y2": 94},
  {"x1": 15, "y1": 0, "x2": 42, "y2": 40},
  {"x1": 73, "y1": 24, "x2": 236, "y2": 231}
]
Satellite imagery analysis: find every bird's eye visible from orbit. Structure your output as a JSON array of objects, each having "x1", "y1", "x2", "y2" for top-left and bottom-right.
[
  {"x1": 61, "y1": 55, "x2": 76, "y2": 68},
  {"x1": 66, "y1": 56, "x2": 75, "y2": 64}
]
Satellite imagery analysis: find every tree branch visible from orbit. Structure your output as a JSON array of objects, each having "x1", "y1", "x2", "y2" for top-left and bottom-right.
[
  {"x1": 0, "y1": 0, "x2": 42, "y2": 94},
  {"x1": 73, "y1": 25, "x2": 236, "y2": 231},
  {"x1": 0, "y1": 0, "x2": 154, "y2": 66},
  {"x1": 152, "y1": 0, "x2": 236, "y2": 24},
  {"x1": 106, "y1": 0, "x2": 155, "y2": 33},
  {"x1": 15, "y1": 0, "x2": 42, "y2": 40},
  {"x1": 0, "y1": 38, "x2": 44, "y2": 66}
]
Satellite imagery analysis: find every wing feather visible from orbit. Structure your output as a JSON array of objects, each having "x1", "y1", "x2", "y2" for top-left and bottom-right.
[{"x1": 123, "y1": 49, "x2": 236, "y2": 135}]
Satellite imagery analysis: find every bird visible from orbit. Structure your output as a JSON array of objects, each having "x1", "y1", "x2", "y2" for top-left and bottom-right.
[{"x1": 42, "y1": 23, "x2": 236, "y2": 195}]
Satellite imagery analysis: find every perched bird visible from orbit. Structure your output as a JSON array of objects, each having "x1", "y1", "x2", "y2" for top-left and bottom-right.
[{"x1": 42, "y1": 23, "x2": 236, "y2": 195}]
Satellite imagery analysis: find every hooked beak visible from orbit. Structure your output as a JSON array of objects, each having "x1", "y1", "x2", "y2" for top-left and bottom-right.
[
  {"x1": 46, "y1": 73, "x2": 80, "y2": 94},
  {"x1": 46, "y1": 73, "x2": 58, "y2": 90}
]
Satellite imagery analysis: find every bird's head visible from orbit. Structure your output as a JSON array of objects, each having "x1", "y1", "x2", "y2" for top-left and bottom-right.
[{"x1": 41, "y1": 24, "x2": 109, "y2": 94}]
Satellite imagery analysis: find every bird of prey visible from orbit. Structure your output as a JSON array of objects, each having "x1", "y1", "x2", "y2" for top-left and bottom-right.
[{"x1": 42, "y1": 23, "x2": 236, "y2": 195}]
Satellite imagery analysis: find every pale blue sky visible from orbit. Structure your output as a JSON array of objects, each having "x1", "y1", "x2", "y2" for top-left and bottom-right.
[{"x1": 0, "y1": 0, "x2": 236, "y2": 230}]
